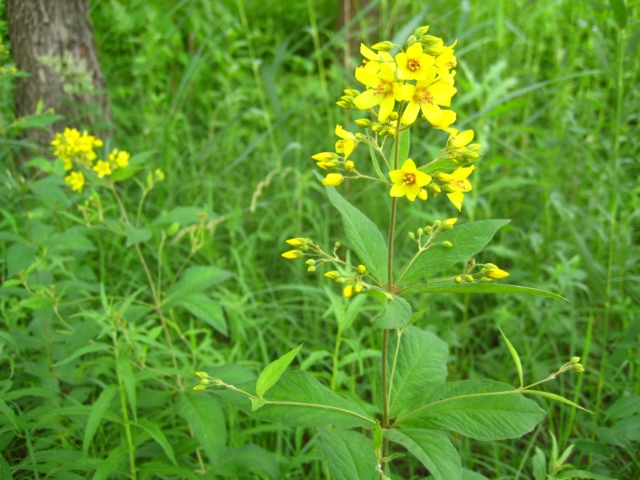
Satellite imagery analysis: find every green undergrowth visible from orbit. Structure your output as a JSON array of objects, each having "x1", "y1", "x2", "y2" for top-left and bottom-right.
[{"x1": 0, "y1": 0, "x2": 638, "y2": 478}]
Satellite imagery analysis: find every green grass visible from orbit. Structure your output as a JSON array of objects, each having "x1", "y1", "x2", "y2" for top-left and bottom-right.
[{"x1": 1, "y1": 0, "x2": 639, "y2": 478}]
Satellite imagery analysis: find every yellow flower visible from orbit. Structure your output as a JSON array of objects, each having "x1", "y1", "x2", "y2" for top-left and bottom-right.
[
  {"x1": 65, "y1": 171, "x2": 85, "y2": 193},
  {"x1": 485, "y1": 266, "x2": 510, "y2": 279},
  {"x1": 322, "y1": 173, "x2": 344, "y2": 187},
  {"x1": 108, "y1": 149, "x2": 131, "y2": 169},
  {"x1": 334, "y1": 125, "x2": 358, "y2": 160},
  {"x1": 401, "y1": 68, "x2": 457, "y2": 125},
  {"x1": 389, "y1": 159, "x2": 432, "y2": 201},
  {"x1": 93, "y1": 160, "x2": 112, "y2": 178},
  {"x1": 360, "y1": 43, "x2": 395, "y2": 73},
  {"x1": 395, "y1": 42, "x2": 435, "y2": 81},
  {"x1": 438, "y1": 165, "x2": 474, "y2": 211},
  {"x1": 282, "y1": 250, "x2": 303, "y2": 260},
  {"x1": 343, "y1": 285, "x2": 355, "y2": 298},
  {"x1": 51, "y1": 128, "x2": 103, "y2": 168},
  {"x1": 353, "y1": 63, "x2": 405, "y2": 123},
  {"x1": 435, "y1": 46, "x2": 457, "y2": 70}
]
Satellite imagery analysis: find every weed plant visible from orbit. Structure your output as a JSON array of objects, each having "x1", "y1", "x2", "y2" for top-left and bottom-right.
[{"x1": 0, "y1": 1, "x2": 639, "y2": 479}]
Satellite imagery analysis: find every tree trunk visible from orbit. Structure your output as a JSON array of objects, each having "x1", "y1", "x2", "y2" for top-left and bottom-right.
[{"x1": 6, "y1": 0, "x2": 110, "y2": 146}]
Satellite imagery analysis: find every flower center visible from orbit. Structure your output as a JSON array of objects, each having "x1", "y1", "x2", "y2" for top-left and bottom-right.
[
  {"x1": 403, "y1": 173, "x2": 416, "y2": 185},
  {"x1": 408, "y1": 58, "x2": 420, "y2": 72},
  {"x1": 420, "y1": 89, "x2": 434, "y2": 105}
]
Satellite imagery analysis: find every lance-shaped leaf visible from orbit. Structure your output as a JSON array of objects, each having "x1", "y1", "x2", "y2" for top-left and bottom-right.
[
  {"x1": 387, "y1": 327, "x2": 448, "y2": 418},
  {"x1": 326, "y1": 187, "x2": 388, "y2": 284},
  {"x1": 394, "y1": 379, "x2": 545, "y2": 441},
  {"x1": 401, "y1": 220, "x2": 509, "y2": 285},
  {"x1": 319, "y1": 428, "x2": 378, "y2": 480},
  {"x1": 214, "y1": 370, "x2": 375, "y2": 429},
  {"x1": 256, "y1": 344, "x2": 303, "y2": 398},
  {"x1": 401, "y1": 282, "x2": 567, "y2": 302},
  {"x1": 499, "y1": 328, "x2": 523, "y2": 389},
  {"x1": 384, "y1": 428, "x2": 461, "y2": 480}
]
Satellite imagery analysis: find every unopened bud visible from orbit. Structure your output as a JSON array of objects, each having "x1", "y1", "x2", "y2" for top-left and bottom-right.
[
  {"x1": 379, "y1": 127, "x2": 390, "y2": 136},
  {"x1": 464, "y1": 275, "x2": 474, "y2": 283},
  {"x1": 454, "y1": 275, "x2": 462, "y2": 284},
  {"x1": 344, "y1": 89, "x2": 360, "y2": 96},
  {"x1": 355, "y1": 118, "x2": 372, "y2": 128},
  {"x1": 442, "y1": 218, "x2": 457, "y2": 230},
  {"x1": 341, "y1": 95, "x2": 354, "y2": 103},
  {"x1": 418, "y1": 188, "x2": 428, "y2": 201},
  {"x1": 371, "y1": 123, "x2": 383, "y2": 132},
  {"x1": 193, "y1": 385, "x2": 206, "y2": 391},
  {"x1": 196, "y1": 372, "x2": 209, "y2": 379},
  {"x1": 312, "y1": 152, "x2": 338, "y2": 162},
  {"x1": 406, "y1": 35, "x2": 417, "y2": 46},
  {"x1": 305, "y1": 259, "x2": 316, "y2": 266},
  {"x1": 574, "y1": 364, "x2": 585, "y2": 372},
  {"x1": 570, "y1": 356, "x2": 581, "y2": 364},
  {"x1": 335, "y1": 277, "x2": 346, "y2": 284},
  {"x1": 386, "y1": 127, "x2": 397, "y2": 138},
  {"x1": 324, "y1": 271, "x2": 340, "y2": 279},
  {"x1": 428, "y1": 183, "x2": 441, "y2": 194},
  {"x1": 433, "y1": 220, "x2": 442, "y2": 228},
  {"x1": 336, "y1": 101, "x2": 352, "y2": 109},
  {"x1": 344, "y1": 160, "x2": 355, "y2": 172},
  {"x1": 443, "y1": 241, "x2": 453, "y2": 248},
  {"x1": 389, "y1": 112, "x2": 399, "y2": 121},
  {"x1": 282, "y1": 250, "x2": 303, "y2": 260},
  {"x1": 385, "y1": 292, "x2": 394, "y2": 301},
  {"x1": 199, "y1": 378, "x2": 209, "y2": 385},
  {"x1": 435, "y1": 172, "x2": 455, "y2": 183},
  {"x1": 343, "y1": 285, "x2": 355, "y2": 298},
  {"x1": 334, "y1": 241, "x2": 342, "y2": 249},
  {"x1": 307, "y1": 266, "x2": 316, "y2": 272},
  {"x1": 371, "y1": 41, "x2": 393, "y2": 51},
  {"x1": 480, "y1": 276, "x2": 492, "y2": 283},
  {"x1": 286, "y1": 238, "x2": 307, "y2": 246},
  {"x1": 417, "y1": 228, "x2": 424, "y2": 236},
  {"x1": 357, "y1": 265, "x2": 367, "y2": 275},
  {"x1": 408, "y1": 231, "x2": 415, "y2": 240},
  {"x1": 424, "y1": 225, "x2": 432, "y2": 234},
  {"x1": 414, "y1": 26, "x2": 430, "y2": 37},
  {"x1": 354, "y1": 284, "x2": 363, "y2": 293}
]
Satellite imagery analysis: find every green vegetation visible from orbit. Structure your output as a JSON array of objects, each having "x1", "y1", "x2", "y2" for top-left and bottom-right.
[{"x1": 1, "y1": 0, "x2": 638, "y2": 479}]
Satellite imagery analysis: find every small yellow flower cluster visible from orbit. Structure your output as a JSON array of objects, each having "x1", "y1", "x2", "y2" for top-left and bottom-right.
[
  {"x1": 51, "y1": 128, "x2": 131, "y2": 194},
  {"x1": 454, "y1": 261, "x2": 510, "y2": 284},
  {"x1": 311, "y1": 26, "x2": 483, "y2": 212},
  {"x1": 281, "y1": 238, "x2": 376, "y2": 299}
]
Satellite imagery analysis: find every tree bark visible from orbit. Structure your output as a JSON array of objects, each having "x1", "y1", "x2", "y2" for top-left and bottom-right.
[{"x1": 6, "y1": 0, "x2": 110, "y2": 146}]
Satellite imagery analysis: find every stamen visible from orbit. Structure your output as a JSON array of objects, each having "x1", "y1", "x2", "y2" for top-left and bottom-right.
[
  {"x1": 408, "y1": 59, "x2": 420, "y2": 71},
  {"x1": 403, "y1": 173, "x2": 416, "y2": 185}
]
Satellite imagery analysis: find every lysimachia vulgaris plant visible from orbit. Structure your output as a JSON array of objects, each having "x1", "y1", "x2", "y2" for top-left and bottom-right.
[{"x1": 196, "y1": 27, "x2": 588, "y2": 479}]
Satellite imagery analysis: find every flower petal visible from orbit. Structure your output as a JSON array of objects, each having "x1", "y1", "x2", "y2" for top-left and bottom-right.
[
  {"x1": 405, "y1": 183, "x2": 420, "y2": 201},
  {"x1": 401, "y1": 100, "x2": 420, "y2": 125},
  {"x1": 360, "y1": 43, "x2": 379, "y2": 61},
  {"x1": 390, "y1": 183, "x2": 406, "y2": 197},
  {"x1": 389, "y1": 169, "x2": 405, "y2": 183},
  {"x1": 415, "y1": 171, "x2": 432, "y2": 187},
  {"x1": 447, "y1": 191, "x2": 464, "y2": 211},
  {"x1": 378, "y1": 95, "x2": 395, "y2": 122},
  {"x1": 402, "y1": 158, "x2": 417, "y2": 173},
  {"x1": 355, "y1": 68, "x2": 381, "y2": 87},
  {"x1": 354, "y1": 89, "x2": 381, "y2": 110}
]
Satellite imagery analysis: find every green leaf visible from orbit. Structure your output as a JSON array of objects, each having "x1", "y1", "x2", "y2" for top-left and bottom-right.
[
  {"x1": 256, "y1": 344, "x2": 303, "y2": 398},
  {"x1": 0, "y1": 455, "x2": 13, "y2": 479},
  {"x1": 462, "y1": 469, "x2": 489, "y2": 480},
  {"x1": 53, "y1": 343, "x2": 111, "y2": 367},
  {"x1": 388, "y1": 327, "x2": 448, "y2": 418},
  {"x1": 373, "y1": 420, "x2": 383, "y2": 454},
  {"x1": 175, "y1": 294, "x2": 227, "y2": 336},
  {"x1": 370, "y1": 292, "x2": 412, "y2": 330},
  {"x1": 401, "y1": 220, "x2": 509, "y2": 285},
  {"x1": 137, "y1": 462, "x2": 200, "y2": 480},
  {"x1": 0, "y1": 400, "x2": 21, "y2": 432},
  {"x1": 421, "y1": 158, "x2": 463, "y2": 175},
  {"x1": 152, "y1": 206, "x2": 218, "y2": 227},
  {"x1": 135, "y1": 418, "x2": 178, "y2": 465},
  {"x1": 326, "y1": 187, "x2": 388, "y2": 284},
  {"x1": 83, "y1": 386, "x2": 118, "y2": 454},
  {"x1": 610, "y1": 0, "x2": 627, "y2": 29},
  {"x1": 92, "y1": 445, "x2": 127, "y2": 480},
  {"x1": 110, "y1": 166, "x2": 143, "y2": 182},
  {"x1": 251, "y1": 398, "x2": 267, "y2": 411},
  {"x1": 605, "y1": 395, "x2": 640, "y2": 420},
  {"x1": 499, "y1": 328, "x2": 523, "y2": 389},
  {"x1": 395, "y1": 380, "x2": 545, "y2": 441},
  {"x1": 319, "y1": 427, "x2": 378, "y2": 480},
  {"x1": 396, "y1": 127, "x2": 410, "y2": 164},
  {"x1": 556, "y1": 470, "x2": 617, "y2": 480},
  {"x1": 7, "y1": 244, "x2": 36, "y2": 278},
  {"x1": 401, "y1": 282, "x2": 568, "y2": 301},
  {"x1": 30, "y1": 177, "x2": 68, "y2": 205},
  {"x1": 524, "y1": 390, "x2": 593, "y2": 413},
  {"x1": 384, "y1": 428, "x2": 461, "y2": 480},
  {"x1": 214, "y1": 370, "x2": 374, "y2": 428},
  {"x1": 175, "y1": 392, "x2": 226, "y2": 465},
  {"x1": 125, "y1": 224, "x2": 152, "y2": 246},
  {"x1": 532, "y1": 447, "x2": 547, "y2": 480},
  {"x1": 165, "y1": 266, "x2": 232, "y2": 302},
  {"x1": 217, "y1": 444, "x2": 281, "y2": 479},
  {"x1": 116, "y1": 356, "x2": 137, "y2": 421}
]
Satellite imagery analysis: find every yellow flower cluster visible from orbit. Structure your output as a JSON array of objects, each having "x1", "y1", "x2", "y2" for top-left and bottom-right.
[
  {"x1": 51, "y1": 128, "x2": 131, "y2": 194},
  {"x1": 311, "y1": 26, "x2": 484, "y2": 212}
]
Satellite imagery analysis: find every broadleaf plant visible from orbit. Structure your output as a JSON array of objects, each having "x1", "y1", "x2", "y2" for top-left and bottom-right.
[{"x1": 195, "y1": 26, "x2": 588, "y2": 478}]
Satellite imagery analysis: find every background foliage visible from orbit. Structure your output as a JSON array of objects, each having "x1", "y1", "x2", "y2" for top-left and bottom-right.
[{"x1": 1, "y1": 0, "x2": 639, "y2": 478}]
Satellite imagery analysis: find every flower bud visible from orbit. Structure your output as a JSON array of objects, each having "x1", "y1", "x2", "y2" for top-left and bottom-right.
[
  {"x1": 312, "y1": 152, "x2": 338, "y2": 162},
  {"x1": 324, "y1": 271, "x2": 340, "y2": 279},
  {"x1": 305, "y1": 259, "x2": 316, "y2": 266},
  {"x1": 385, "y1": 292, "x2": 394, "y2": 301},
  {"x1": 334, "y1": 241, "x2": 342, "y2": 249},
  {"x1": 570, "y1": 356, "x2": 581, "y2": 364},
  {"x1": 406, "y1": 34, "x2": 417, "y2": 46},
  {"x1": 454, "y1": 275, "x2": 462, "y2": 284},
  {"x1": 435, "y1": 172, "x2": 455, "y2": 183},
  {"x1": 414, "y1": 26, "x2": 430, "y2": 37},
  {"x1": 196, "y1": 372, "x2": 209, "y2": 379},
  {"x1": 343, "y1": 285, "x2": 355, "y2": 298},
  {"x1": 371, "y1": 122, "x2": 383, "y2": 132},
  {"x1": 340, "y1": 95, "x2": 354, "y2": 103},
  {"x1": 443, "y1": 241, "x2": 453, "y2": 248},
  {"x1": 193, "y1": 385, "x2": 206, "y2": 391},
  {"x1": 335, "y1": 277, "x2": 345, "y2": 284},
  {"x1": 389, "y1": 112, "x2": 399, "y2": 121},
  {"x1": 355, "y1": 118, "x2": 372, "y2": 128},
  {"x1": 424, "y1": 225, "x2": 432, "y2": 234},
  {"x1": 418, "y1": 188, "x2": 428, "y2": 201},
  {"x1": 408, "y1": 231, "x2": 415, "y2": 240},
  {"x1": 379, "y1": 127, "x2": 390, "y2": 136},
  {"x1": 480, "y1": 276, "x2": 492, "y2": 282},
  {"x1": 307, "y1": 266, "x2": 316, "y2": 272},
  {"x1": 354, "y1": 284, "x2": 363, "y2": 293},
  {"x1": 433, "y1": 220, "x2": 442, "y2": 228},
  {"x1": 344, "y1": 160, "x2": 355, "y2": 172},
  {"x1": 386, "y1": 127, "x2": 397, "y2": 138},
  {"x1": 441, "y1": 183, "x2": 458, "y2": 193},
  {"x1": 574, "y1": 364, "x2": 585, "y2": 372},
  {"x1": 282, "y1": 250, "x2": 303, "y2": 260},
  {"x1": 336, "y1": 100, "x2": 352, "y2": 109},
  {"x1": 371, "y1": 41, "x2": 393, "y2": 51},
  {"x1": 325, "y1": 160, "x2": 340, "y2": 168},
  {"x1": 464, "y1": 275, "x2": 474, "y2": 283},
  {"x1": 442, "y1": 218, "x2": 457, "y2": 230},
  {"x1": 286, "y1": 238, "x2": 307, "y2": 246},
  {"x1": 428, "y1": 183, "x2": 441, "y2": 195},
  {"x1": 417, "y1": 228, "x2": 424, "y2": 236},
  {"x1": 357, "y1": 265, "x2": 367, "y2": 275},
  {"x1": 322, "y1": 173, "x2": 344, "y2": 187},
  {"x1": 344, "y1": 89, "x2": 360, "y2": 96},
  {"x1": 485, "y1": 267, "x2": 510, "y2": 279}
]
